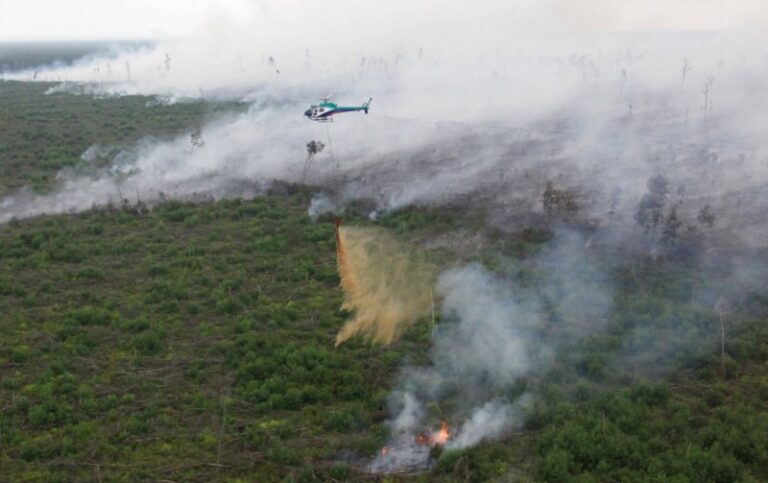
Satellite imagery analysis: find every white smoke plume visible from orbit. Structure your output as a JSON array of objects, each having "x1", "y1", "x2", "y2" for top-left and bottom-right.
[
  {"x1": 307, "y1": 193, "x2": 344, "y2": 221},
  {"x1": 370, "y1": 228, "x2": 615, "y2": 473},
  {"x1": 370, "y1": 264, "x2": 549, "y2": 472},
  {"x1": 1, "y1": 3, "x2": 765, "y2": 475},
  {"x1": 2, "y1": 0, "x2": 768, "y2": 248},
  {"x1": 445, "y1": 401, "x2": 514, "y2": 451}
]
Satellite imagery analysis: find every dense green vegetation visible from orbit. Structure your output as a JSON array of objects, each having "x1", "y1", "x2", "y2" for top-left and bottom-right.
[
  {"x1": 0, "y1": 79, "x2": 767, "y2": 481},
  {"x1": 0, "y1": 194, "x2": 431, "y2": 481},
  {"x1": 0, "y1": 80, "x2": 242, "y2": 195},
  {"x1": 529, "y1": 281, "x2": 768, "y2": 481}
]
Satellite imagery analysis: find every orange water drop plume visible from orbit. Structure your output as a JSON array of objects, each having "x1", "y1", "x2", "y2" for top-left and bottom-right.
[{"x1": 333, "y1": 219, "x2": 434, "y2": 346}]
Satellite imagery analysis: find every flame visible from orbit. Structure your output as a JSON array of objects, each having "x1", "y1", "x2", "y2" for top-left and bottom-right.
[
  {"x1": 375, "y1": 423, "x2": 451, "y2": 467},
  {"x1": 414, "y1": 422, "x2": 451, "y2": 446},
  {"x1": 432, "y1": 422, "x2": 450, "y2": 445}
]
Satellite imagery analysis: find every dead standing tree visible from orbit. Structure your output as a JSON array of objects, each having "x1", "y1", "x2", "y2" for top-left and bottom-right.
[
  {"x1": 716, "y1": 297, "x2": 727, "y2": 379},
  {"x1": 702, "y1": 76, "x2": 715, "y2": 118},
  {"x1": 681, "y1": 58, "x2": 691, "y2": 88}
]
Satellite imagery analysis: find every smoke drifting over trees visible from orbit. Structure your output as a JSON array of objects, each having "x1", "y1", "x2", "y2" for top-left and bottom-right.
[
  {"x1": 2, "y1": 19, "x2": 768, "y2": 252},
  {"x1": 2, "y1": 2, "x2": 768, "y2": 475}
]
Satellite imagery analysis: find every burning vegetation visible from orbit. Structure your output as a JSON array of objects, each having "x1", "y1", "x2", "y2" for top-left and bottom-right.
[
  {"x1": 416, "y1": 421, "x2": 451, "y2": 446},
  {"x1": 4, "y1": 8, "x2": 768, "y2": 479},
  {"x1": 376, "y1": 422, "x2": 452, "y2": 471},
  {"x1": 371, "y1": 421, "x2": 453, "y2": 474}
]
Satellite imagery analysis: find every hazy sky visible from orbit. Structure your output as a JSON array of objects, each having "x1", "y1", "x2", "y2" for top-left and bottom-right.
[
  {"x1": 0, "y1": 0, "x2": 217, "y2": 40},
  {"x1": 1, "y1": 0, "x2": 766, "y2": 41}
]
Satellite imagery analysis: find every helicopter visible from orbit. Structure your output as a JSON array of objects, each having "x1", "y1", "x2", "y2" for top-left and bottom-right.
[{"x1": 304, "y1": 95, "x2": 372, "y2": 122}]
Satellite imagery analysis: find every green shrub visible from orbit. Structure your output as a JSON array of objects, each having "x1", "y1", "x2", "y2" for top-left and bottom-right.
[
  {"x1": 323, "y1": 406, "x2": 371, "y2": 432},
  {"x1": 64, "y1": 306, "x2": 115, "y2": 326},
  {"x1": 328, "y1": 463, "x2": 350, "y2": 480},
  {"x1": 0, "y1": 279, "x2": 27, "y2": 296},
  {"x1": 132, "y1": 328, "x2": 166, "y2": 355},
  {"x1": 269, "y1": 444, "x2": 301, "y2": 466}
]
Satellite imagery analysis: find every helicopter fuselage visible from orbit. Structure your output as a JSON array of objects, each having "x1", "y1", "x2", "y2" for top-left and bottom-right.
[{"x1": 304, "y1": 98, "x2": 371, "y2": 122}]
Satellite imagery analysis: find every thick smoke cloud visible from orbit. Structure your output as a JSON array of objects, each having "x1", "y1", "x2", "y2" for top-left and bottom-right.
[
  {"x1": 371, "y1": 264, "x2": 548, "y2": 472},
  {"x1": 4, "y1": 19, "x2": 768, "y2": 248},
  {"x1": 1, "y1": 1, "x2": 766, "y2": 468},
  {"x1": 370, "y1": 228, "x2": 616, "y2": 472},
  {"x1": 3, "y1": 0, "x2": 768, "y2": 245}
]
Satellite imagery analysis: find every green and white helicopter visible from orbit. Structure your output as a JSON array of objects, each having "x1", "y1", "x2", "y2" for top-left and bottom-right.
[{"x1": 304, "y1": 95, "x2": 372, "y2": 122}]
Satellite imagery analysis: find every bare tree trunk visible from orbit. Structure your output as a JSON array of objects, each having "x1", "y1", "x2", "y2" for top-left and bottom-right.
[
  {"x1": 216, "y1": 397, "x2": 227, "y2": 477},
  {"x1": 430, "y1": 288, "x2": 436, "y2": 341},
  {"x1": 717, "y1": 297, "x2": 726, "y2": 379}
]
